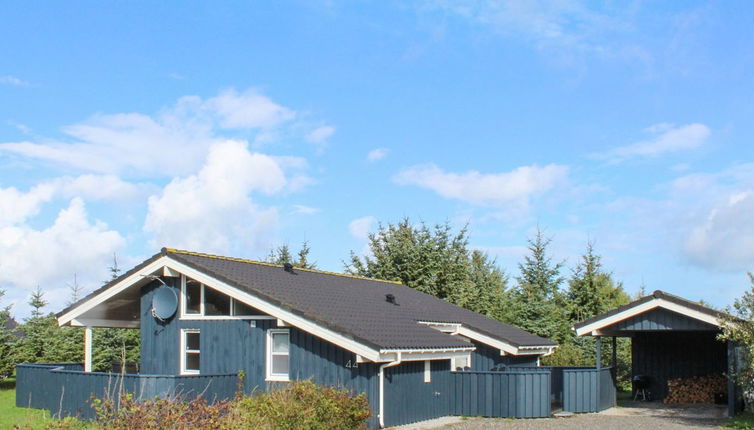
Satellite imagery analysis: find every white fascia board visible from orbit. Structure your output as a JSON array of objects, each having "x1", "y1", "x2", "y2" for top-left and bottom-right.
[
  {"x1": 70, "y1": 318, "x2": 140, "y2": 329},
  {"x1": 378, "y1": 349, "x2": 474, "y2": 362},
  {"x1": 165, "y1": 258, "x2": 383, "y2": 362},
  {"x1": 58, "y1": 256, "x2": 170, "y2": 327},
  {"x1": 575, "y1": 298, "x2": 721, "y2": 336},
  {"x1": 456, "y1": 326, "x2": 519, "y2": 355}
]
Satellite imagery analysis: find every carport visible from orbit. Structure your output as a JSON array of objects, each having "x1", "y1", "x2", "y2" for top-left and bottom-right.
[{"x1": 574, "y1": 290, "x2": 741, "y2": 417}]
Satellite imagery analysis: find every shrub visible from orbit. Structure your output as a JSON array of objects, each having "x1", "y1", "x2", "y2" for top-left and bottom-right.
[
  {"x1": 92, "y1": 393, "x2": 233, "y2": 430},
  {"x1": 89, "y1": 380, "x2": 371, "y2": 430},
  {"x1": 231, "y1": 380, "x2": 371, "y2": 430}
]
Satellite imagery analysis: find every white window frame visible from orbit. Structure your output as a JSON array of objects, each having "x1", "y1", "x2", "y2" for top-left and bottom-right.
[
  {"x1": 424, "y1": 360, "x2": 431, "y2": 383},
  {"x1": 180, "y1": 275, "x2": 274, "y2": 320},
  {"x1": 266, "y1": 329, "x2": 290, "y2": 382},
  {"x1": 451, "y1": 353, "x2": 471, "y2": 372},
  {"x1": 180, "y1": 328, "x2": 201, "y2": 375}
]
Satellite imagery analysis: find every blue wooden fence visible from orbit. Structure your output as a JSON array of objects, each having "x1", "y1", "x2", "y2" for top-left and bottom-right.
[
  {"x1": 16, "y1": 364, "x2": 238, "y2": 419},
  {"x1": 449, "y1": 369, "x2": 551, "y2": 418},
  {"x1": 18, "y1": 363, "x2": 617, "y2": 424},
  {"x1": 562, "y1": 367, "x2": 616, "y2": 413}
]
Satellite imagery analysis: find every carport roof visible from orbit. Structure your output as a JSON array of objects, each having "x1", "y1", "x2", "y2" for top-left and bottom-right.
[{"x1": 574, "y1": 290, "x2": 732, "y2": 336}]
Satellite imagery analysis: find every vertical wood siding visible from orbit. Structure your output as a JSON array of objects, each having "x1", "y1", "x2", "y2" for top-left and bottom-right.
[
  {"x1": 383, "y1": 360, "x2": 453, "y2": 427},
  {"x1": 15, "y1": 364, "x2": 237, "y2": 419},
  {"x1": 471, "y1": 341, "x2": 539, "y2": 371},
  {"x1": 613, "y1": 308, "x2": 718, "y2": 332},
  {"x1": 140, "y1": 281, "x2": 381, "y2": 427},
  {"x1": 562, "y1": 367, "x2": 616, "y2": 413},
  {"x1": 632, "y1": 331, "x2": 726, "y2": 400},
  {"x1": 448, "y1": 370, "x2": 551, "y2": 418}
]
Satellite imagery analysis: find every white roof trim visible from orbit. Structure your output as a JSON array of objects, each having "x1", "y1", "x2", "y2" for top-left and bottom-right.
[
  {"x1": 58, "y1": 255, "x2": 384, "y2": 362},
  {"x1": 58, "y1": 256, "x2": 170, "y2": 327},
  {"x1": 419, "y1": 321, "x2": 554, "y2": 356},
  {"x1": 575, "y1": 297, "x2": 721, "y2": 336}
]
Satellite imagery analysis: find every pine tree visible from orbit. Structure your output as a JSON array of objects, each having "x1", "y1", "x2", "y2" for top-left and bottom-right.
[
  {"x1": 508, "y1": 228, "x2": 568, "y2": 342},
  {"x1": 0, "y1": 288, "x2": 17, "y2": 379},
  {"x1": 346, "y1": 218, "x2": 509, "y2": 319},
  {"x1": 267, "y1": 242, "x2": 316, "y2": 269},
  {"x1": 67, "y1": 274, "x2": 83, "y2": 306},
  {"x1": 29, "y1": 286, "x2": 47, "y2": 318}
]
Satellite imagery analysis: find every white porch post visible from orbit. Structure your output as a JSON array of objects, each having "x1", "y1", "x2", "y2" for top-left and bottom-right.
[{"x1": 84, "y1": 326, "x2": 93, "y2": 372}]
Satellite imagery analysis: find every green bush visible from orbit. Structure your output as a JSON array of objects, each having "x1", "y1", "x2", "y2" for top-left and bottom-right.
[
  {"x1": 231, "y1": 380, "x2": 371, "y2": 430},
  {"x1": 88, "y1": 380, "x2": 371, "y2": 430}
]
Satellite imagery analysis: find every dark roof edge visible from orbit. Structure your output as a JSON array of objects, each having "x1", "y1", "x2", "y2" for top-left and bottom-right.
[{"x1": 573, "y1": 289, "x2": 730, "y2": 330}]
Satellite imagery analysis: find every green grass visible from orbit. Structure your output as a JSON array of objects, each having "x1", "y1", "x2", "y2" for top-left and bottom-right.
[
  {"x1": 726, "y1": 412, "x2": 754, "y2": 429},
  {"x1": 0, "y1": 379, "x2": 54, "y2": 429}
]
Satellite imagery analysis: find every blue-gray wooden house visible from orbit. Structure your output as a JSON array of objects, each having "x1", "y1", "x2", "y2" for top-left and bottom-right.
[{"x1": 23, "y1": 248, "x2": 557, "y2": 427}]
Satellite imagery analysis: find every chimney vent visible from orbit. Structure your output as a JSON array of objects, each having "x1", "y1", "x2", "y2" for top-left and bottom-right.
[
  {"x1": 283, "y1": 263, "x2": 295, "y2": 273},
  {"x1": 385, "y1": 294, "x2": 396, "y2": 304}
]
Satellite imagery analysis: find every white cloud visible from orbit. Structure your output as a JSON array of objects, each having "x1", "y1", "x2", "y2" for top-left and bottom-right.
[
  {"x1": 306, "y1": 125, "x2": 336, "y2": 144},
  {"x1": 144, "y1": 140, "x2": 288, "y2": 254},
  {"x1": 367, "y1": 148, "x2": 389, "y2": 162},
  {"x1": 349, "y1": 216, "x2": 376, "y2": 241},
  {"x1": 0, "y1": 75, "x2": 30, "y2": 86},
  {"x1": 203, "y1": 89, "x2": 295, "y2": 129},
  {"x1": 0, "y1": 183, "x2": 55, "y2": 226},
  {"x1": 684, "y1": 191, "x2": 754, "y2": 272},
  {"x1": 291, "y1": 205, "x2": 320, "y2": 215},
  {"x1": 423, "y1": 0, "x2": 649, "y2": 66},
  {"x1": 394, "y1": 163, "x2": 568, "y2": 207},
  {"x1": 48, "y1": 174, "x2": 151, "y2": 202},
  {"x1": 597, "y1": 123, "x2": 710, "y2": 162},
  {"x1": 0, "y1": 198, "x2": 124, "y2": 312},
  {"x1": 0, "y1": 88, "x2": 314, "y2": 177},
  {"x1": 667, "y1": 164, "x2": 754, "y2": 272}
]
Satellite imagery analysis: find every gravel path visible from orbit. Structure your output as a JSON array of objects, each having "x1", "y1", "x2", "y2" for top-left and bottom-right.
[{"x1": 437, "y1": 415, "x2": 726, "y2": 429}]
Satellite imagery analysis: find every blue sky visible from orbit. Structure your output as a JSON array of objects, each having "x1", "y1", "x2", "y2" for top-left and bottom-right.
[{"x1": 1, "y1": 1, "x2": 754, "y2": 317}]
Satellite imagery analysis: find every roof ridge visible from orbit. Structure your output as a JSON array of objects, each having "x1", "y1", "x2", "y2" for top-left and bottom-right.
[{"x1": 164, "y1": 248, "x2": 404, "y2": 285}]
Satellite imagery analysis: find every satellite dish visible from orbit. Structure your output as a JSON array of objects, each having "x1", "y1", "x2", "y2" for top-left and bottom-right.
[{"x1": 152, "y1": 285, "x2": 178, "y2": 321}]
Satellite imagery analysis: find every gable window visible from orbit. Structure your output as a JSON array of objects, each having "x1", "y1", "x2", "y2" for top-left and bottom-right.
[
  {"x1": 181, "y1": 329, "x2": 200, "y2": 374},
  {"x1": 266, "y1": 329, "x2": 290, "y2": 381},
  {"x1": 181, "y1": 275, "x2": 272, "y2": 320}
]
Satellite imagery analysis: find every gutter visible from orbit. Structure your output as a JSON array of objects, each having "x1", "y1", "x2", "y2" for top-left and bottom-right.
[{"x1": 378, "y1": 352, "x2": 402, "y2": 428}]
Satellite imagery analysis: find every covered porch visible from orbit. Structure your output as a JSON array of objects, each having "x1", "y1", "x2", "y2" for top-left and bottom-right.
[{"x1": 575, "y1": 290, "x2": 741, "y2": 417}]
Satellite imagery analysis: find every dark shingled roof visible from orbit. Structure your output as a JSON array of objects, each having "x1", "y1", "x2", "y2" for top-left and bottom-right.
[
  {"x1": 60, "y1": 247, "x2": 555, "y2": 352},
  {"x1": 573, "y1": 289, "x2": 729, "y2": 330},
  {"x1": 166, "y1": 249, "x2": 555, "y2": 350}
]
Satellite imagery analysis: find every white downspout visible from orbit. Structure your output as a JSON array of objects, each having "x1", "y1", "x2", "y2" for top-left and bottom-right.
[{"x1": 378, "y1": 352, "x2": 402, "y2": 428}]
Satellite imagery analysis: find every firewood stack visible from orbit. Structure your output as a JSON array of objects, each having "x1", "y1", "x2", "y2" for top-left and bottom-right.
[{"x1": 664, "y1": 375, "x2": 726, "y2": 404}]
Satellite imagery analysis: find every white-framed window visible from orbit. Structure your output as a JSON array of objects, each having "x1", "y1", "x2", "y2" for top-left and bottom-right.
[
  {"x1": 451, "y1": 354, "x2": 470, "y2": 372},
  {"x1": 266, "y1": 329, "x2": 290, "y2": 381},
  {"x1": 181, "y1": 275, "x2": 274, "y2": 320},
  {"x1": 180, "y1": 329, "x2": 201, "y2": 375},
  {"x1": 424, "y1": 360, "x2": 431, "y2": 383}
]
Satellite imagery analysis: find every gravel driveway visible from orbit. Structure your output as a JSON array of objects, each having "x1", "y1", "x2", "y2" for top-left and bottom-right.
[{"x1": 438, "y1": 414, "x2": 725, "y2": 430}]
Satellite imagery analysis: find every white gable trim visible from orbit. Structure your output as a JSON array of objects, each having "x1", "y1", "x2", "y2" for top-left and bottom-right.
[
  {"x1": 418, "y1": 321, "x2": 554, "y2": 356},
  {"x1": 58, "y1": 256, "x2": 171, "y2": 327},
  {"x1": 575, "y1": 297, "x2": 721, "y2": 336}
]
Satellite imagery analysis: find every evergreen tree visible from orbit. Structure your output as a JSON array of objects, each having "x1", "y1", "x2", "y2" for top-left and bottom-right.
[
  {"x1": 14, "y1": 287, "x2": 83, "y2": 365},
  {"x1": 92, "y1": 257, "x2": 140, "y2": 372},
  {"x1": 267, "y1": 241, "x2": 316, "y2": 269},
  {"x1": 67, "y1": 274, "x2": 83, "y2": 306},
  {"x1": 567, "y1": 241, "x2": 630, "y2": 322},
  {"x1": 346, "y1": 218, "x2": 509, "y2": 319},
  {"x1": 508, "y1": 228, "x2": 568, "y2": 342},
  {"x1": 0, "y1": 288, "x2": 16, "y2": 379}
]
